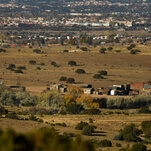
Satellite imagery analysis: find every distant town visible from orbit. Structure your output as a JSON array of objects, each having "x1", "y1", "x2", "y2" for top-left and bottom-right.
[
  {"x1": 0, "y1": 0, "x2": 151, "y2": 32},
  {"x1": 0, "y1": 0, "x2": 151, "y2": 97}
]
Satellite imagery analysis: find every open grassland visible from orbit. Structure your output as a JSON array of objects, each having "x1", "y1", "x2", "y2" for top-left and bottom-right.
[
  {"x1": 0, "y1": 44, "x2": 151, "y2": 91},
  {"x1": 1, "y1": 113, "x2": 151, "y2": 150}
]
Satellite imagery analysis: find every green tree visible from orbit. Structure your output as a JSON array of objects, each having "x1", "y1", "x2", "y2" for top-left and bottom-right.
[
  {"x1": 33, "y1": 49, "x2": 41, "y2": 54},
  {"x1": 66, "y1": 78, "x2": 75, "y2": 84},
  {"x1": 80, "y1": 47, "x2": 88, "y2": 52},
  {"x1": 131, "y1": 143, "x2": 147, "y2": 151},
  {"x1": 114, "y1": 124, "x2": 141, "y2": 142},
  {"x1": 82, "y1": 125, "x2": 95, "y2": 136},
  {"x1": 98, "y1": 70, "x2": 108, "y2": 76},
  {"x1": 107, "y1": 47, "x2": 113, "y2": 51},
  {"x1": 99, "y1": 47, "x2": 106, "y2": 54},
  {"x1": 66, "y1": 103, "x2": 84, "y2": 114},
  {"x1": 68, "y1": 61, "x2": 77, "y2": 66},
  {"x1": 98, "y1": 139, "x2": 112, "y2": 147},
  {"x1": 59, "y1": 76, "x2": 67, "y2": 81},
  {"x1": 93, "y1": 74, "x2": 104, "y2": 79},
  {"x1": 141, "y1": 120, "x2": 151, "y2": 138},
  {"x1": 75, "y1": 121, "x2": 89, "y2": 130},
  {"x1": 29, "y1": 60, "x2": 36, "y2": 65},
  {"x1": 75, "y1": 69, "x2": 86, "y2": 74},
  {"x1": 0, "y1": 105, "x2": 8, "y2": 115},
  {"x1": 130, "y1": 44, "x2": 136, "y2": 48}
]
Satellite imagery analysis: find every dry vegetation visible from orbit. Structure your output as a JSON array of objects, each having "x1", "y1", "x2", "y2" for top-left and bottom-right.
[
  {"x1": 0, "y1": 44, "x2": 151, "y2": 91},
  {"x1": 1, "y1": 112, "x2": 151, "y2": 150},
  {"x1": 0, "y1": 44, "x2": 151, "y2": 150}
]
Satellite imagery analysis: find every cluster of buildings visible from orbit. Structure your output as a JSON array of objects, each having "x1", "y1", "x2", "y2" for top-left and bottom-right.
[
  {"x1": 0, "y1": 16, "x2": 134, "y2": 28},
  {"x1": 1, "y1": 77, "x2": 151, "y2": 96},
  {"x1": 0, "y1": 0, "x2": 151, "y2": 30},
  {"x1": 46, "y1": 82, "x2": 151, "y2": 96}
]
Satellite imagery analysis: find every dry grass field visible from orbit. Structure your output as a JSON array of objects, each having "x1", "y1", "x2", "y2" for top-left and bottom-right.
[
  {"x1": 0, "y1": 44, "x2": 151, "y2": 92},
  {"x1": 0, "y1": 44, "x2": 151, "y2": 150},
  {"x1": 1, "y1": 113, "x2": 151, "y2": 150}
]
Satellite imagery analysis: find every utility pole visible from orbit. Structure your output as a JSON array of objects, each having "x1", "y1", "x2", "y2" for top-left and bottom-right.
[{"x1": 16, "y1": 74, "x2": 21, "y2": 88}]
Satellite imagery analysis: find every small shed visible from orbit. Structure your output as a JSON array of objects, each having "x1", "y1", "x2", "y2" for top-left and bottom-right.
[
  {"x1": 83, "y1": 88, "x2": 94, "y2": 95},
  {"x1": 110, "y1": 89, "x2": 117, "y2": 96}
]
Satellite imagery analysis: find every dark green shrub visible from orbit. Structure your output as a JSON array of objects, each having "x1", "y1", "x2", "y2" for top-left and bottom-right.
[
  {"x1": 131, "y1": 143, "x2": 147, "y2": 151},
  {"x1": 17, "y1": 66, "x2": 26, "y2": 70},
  {"x1": 59, "y1": 76, "x2": 67, "y2": 81},
  {"x1": 130, "y1": 49, "x2": 140, "y2": 54},
  {"x1": 80, "y1": 47, "x2": 88, "y2": 51},
  {"x1": 29, "y1": 114, "x2": 37, "y2": 121},
  {"x1": 68, "y1": 61, "x2": 77, "y2": 66},
  {"x1": 98, "y1": 139, "x2": 112, "y2": 147},
  {"x1": 130, "y1": 44, "x2": 136, "y2": 48},
  {"x1": 0, "y1": 105, "x2": 8, "y2": 115},
  {"x1": 66, "y1": 78, "x2": 75, "y2": 83},
  {"x1": 51, "y1": 61, "x2": 59, "y2": 67},
  {"x1": 119, "y1": 148, "x2": 128, "y2": 151},
  {"x1": 93, "y1": 74, "x2": 104, "y2": 79},
  {"x1": 29, "y1": 60, "x2": 36, "y2": 65},
  {"x1": 123, "y1": 133, "x2": 140, "y2": 142},
  {"x1": 66, "y1": 103, "x2": 84, "y2": 114},
  {"x1": 86, "y1": 108, "x2": 101, "y2": 115},
  {"x1": 116, "y1": 143, "x2": 121, "y2": 147},
  {"x1": 56, "y1": 122, "x2": 67, "y2": 127},
  {"x1": 0, "y1": 87, "x2": 37, "y2": 107},
  {"x1": 37, "y1": 118, "x2": 43, "y2": 123},
  {"x1": 33, "y1": 49, "x2": 41, "y2": 54},
  {"x1": 89, "y1": 118, "x2": 93, "y2": 123},
  {"x1": 14, "y1": 69, "x2": 23, "y2": 74},
  {"x1": 6, "y1": 112, "x2": 18, "y2": 119},
  {"x1": 75, "y1": 121, "x2": 89, "y2": 130},
  {"x1": 114, "y1": 124, "x2": 142, "y2": 142},
  {"x1": 127, "y1": 46, "x2": 132, "y2": 50},
  {"x1": 107, "y1": 47, "x2": 113, "y2": 51},
  {"x1": 37, "y1": 67, "x2": 41, "y2": 70},
  {"x1": 98, "y1": 70, "x2": 108, "y2": 76},
  {"x1": 138, "y1": 106, "x2": 151, "y2": 114},
  {"x1": 75, "y1": 69, "x2": 86, "y2": 74},
  {"x1": 40, "y1": 62, "x2": 45, "y2": 66},
  {"x1": 7, "y1": 64, "x2": 16, "y2": 70},
  {"x1": 99, "y1": 47, "x2": 106, "y2": 53},
  {"x1": 0, "y1": 48, "x2": 6, "y2": 52},
  {"x1": 82, "y1": 125, "x2": 95, "y2": 136},
  {"x1": 63, "y1": 132, "x2": 74, "y2": 138},
  {"x1": 141, "y1": 120, "x2": 151, "y2": 138},
  {"x1": 63, "y1": 49, "x2": 69, "y2": 53},
  {"x1": 115, "y1": 50, "x2": 121, "y2": 53},
  {"x1": 75, "y1": 121, "x2": 96, "y2": 136}
]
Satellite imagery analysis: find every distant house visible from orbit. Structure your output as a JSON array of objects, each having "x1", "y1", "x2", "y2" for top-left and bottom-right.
[
  {"x1": 108, "y1": 84, "x2": 130, "y2": 96},
  {"x1": 130, "y1": 82, "x2": 151, "y2": 90},
  {"x1": 72, "y1": 83, "x2": 94, "y2": 95},
  {"x1": 10, "y1": 43, "x2": 18, "y2": 47},
  {"x1": 144, "y1": 83, "x2": 151, "y2": 89},
  {"x1": 48, "y1": 84, "x2": 67, "y2": 93},
  {"x1": 83, "y1": 87, "x2": 94, "y2": 95}
]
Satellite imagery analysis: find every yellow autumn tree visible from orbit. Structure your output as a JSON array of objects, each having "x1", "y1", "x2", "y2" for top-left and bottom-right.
[
  {"x1": 76, "y1": 94, "x2": 99, "y2": 109},
  {"x1": 64, "y1": 85, "x2": 84, "y2": 104}
]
